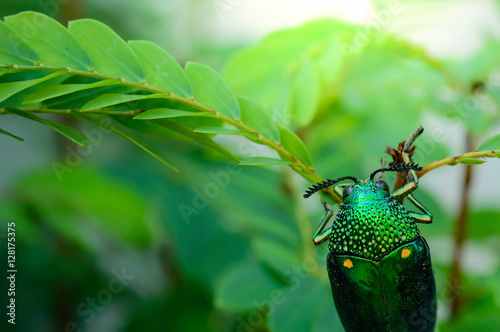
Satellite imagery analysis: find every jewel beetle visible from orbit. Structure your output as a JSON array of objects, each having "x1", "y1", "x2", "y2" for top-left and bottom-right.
[{"x1": 304, "y1": 158, "x2": 436, "y2": 332}]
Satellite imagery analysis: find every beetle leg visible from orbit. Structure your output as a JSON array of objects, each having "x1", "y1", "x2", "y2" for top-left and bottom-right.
[
  {"x1": 313, "y1": 184, "x2": 346, "y2": 245},
  {"x1": 392, "y1": 149, "x2": 433, "y2": 223},
  {"x1": 313, "y1": 210, "x2": 334, "y2": 245},
  {"x1": 313, "y1": 199, "x2": 338, "y2": 245},
  {"x1": 391, "y1": 152, "x2": 419, "y2": 201},
  {"x1": 407, "y1": 194, "x2": 433, "y2": 224},
  {"x1": 391, "y1": 175, "x2": 417, "y2": 200}
]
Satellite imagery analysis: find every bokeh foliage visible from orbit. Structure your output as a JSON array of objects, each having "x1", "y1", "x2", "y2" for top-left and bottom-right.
[{"x1": 1, "y1": 2, "x2": 500, "y2": 332}]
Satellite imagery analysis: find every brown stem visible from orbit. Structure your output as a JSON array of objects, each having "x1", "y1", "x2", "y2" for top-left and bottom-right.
[{"x1": 449, "y1": 133, "x2": 474, "y2": 317}]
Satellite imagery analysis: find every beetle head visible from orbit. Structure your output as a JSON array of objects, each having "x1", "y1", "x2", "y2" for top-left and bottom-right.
[
  {"x1": 341, "y1": 179, "x2": 390, "y2": 205},
  {"x1": 303, "y1": 162, "x2": 422, "y2": 200}
]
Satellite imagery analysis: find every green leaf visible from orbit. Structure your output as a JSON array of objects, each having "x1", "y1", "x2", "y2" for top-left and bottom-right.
[
  {"x1": 158, "y1": 120, "x2": 240, "y2": 162},
  {"x1": 223, "y1": 20, "x2": 352, "y2": 126},
  {"x1": 239, "y1": 96, "x2": 280, "y2": 142},
  {"x1": 251, "y1": 237, "x2": 300, "y2": 274},
  {"x1": 278, "y1": 125, "x2": 313, "y2": 167},
  {"x1": 268, "y1": 280, "x2": 338, "y2": 332},
  {"x1": 0, "y1": 127, "x2": 23, "y2": 141},
  {"x1": 81, "y1": 93, "x2": 170, "y2": 111},
  {"x1": 80, "y1": 114, "x2": 178, "y2": 171},
  {"x1": 6, "y1": 108, "x2": 89, "y2": 146},
  {"x1": 239, "y1": 157, "x2": 292, "y2": 166},
  {"x1": 16, "y1": 170, "x2": 152, "y2": 248},
  {"x1": 113, "y1": 116, "x2": 239, "y2": 162},
  {"x1": 185, "y1": 61, "x2": 240, "y2": 119},
  {"x1": 69, "y1": 19, "x2": 145, "y2": 82},
  {"x1": 0, "y1": 20, "x2": 40, "y2": 65},
  {"x1": 0, "y1": 70, "x2": 66, "y2": 103},
  {"x1": 5, "y1": 12, "x2": 92, "y2": 70},
  {"x1": 23, "y1": 79, "x2": 120, "y2": 104},
  {"x1": 291, "y1": 59, "x2": 320, "y2": 126},
  {"x1": 457, "y1": 158, "x2": 485, "y2": 165},
  {"x1": 468, "y1": 211, "x2": 500, "y2": 239},
  {"x1": 438, "y1": 294, "x2": 500, "y2": 332},
  {"x1": 0, "y1": 67, "x2": 16, "y2": 77},
  {"x1": 134, "y1": 108, "x2": 213, "y2": 120},
  {"x1": 313, "y1": 300, "x2": 344, "y2": 332},
  {"x1": 128, "y1": 40, "x2": 193, "y2": 98},
  {"x1": 478, "y1": 133, "x2": 500, "y2": 151},
  {"x1": 194, "y1": 126, "x2": 246, "y2": 135},
  {"x1": 214, "y1": 263, "x2": 285, "y2": 312}
]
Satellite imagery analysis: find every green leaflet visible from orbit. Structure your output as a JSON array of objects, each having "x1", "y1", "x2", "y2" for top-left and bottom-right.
[
  {"x1": 277, "y1": 125, "x2": 313, "y2": 167},
  {"x1": 0, "y1": 20, "x2": 40, "y2": 65},
  {"x1": 6, "y1": 108, "x2": 89, "y2": 146},
  {"x1": 239, "y1": 157, "x2": 292, "y2": 166},
  {"x1": 5, "y1": 12, "x2": 92, "y2": 70},
  {"x1": 185, "y1": 61, "x2": 240, "y2": 119},
  {"x1": 69, "y1": 19, "x2": 145, "y2": 82},
  {"x1": 238, "y1": 96, "x2": 280, "y2": 142},
  {"x1": 0, "y1": 71, "x2": 66, "y2": 103},
  {"x1": 81, "y1": 93, "x2": 171, "y2": 111},
  {"x1": 193, "y1": 126, "x2": 245, "y2": 135},
  {"x1": 478, "y1": 133, "x2": 500, "y2": 151},
  {"x1": 23, "y1": 79, "x2": 120, "y2": 104},
  {"x1": 457, "y1": 158, "x2": 485, "y2": 165},
  {"x1": 134, "y1": 108, "x2": 213, "y2": 120},
  {"x1": 0, "y1": 127, "x2": 23, "y2": 141},
  {"x1": 115, "y1": 116, "x2": 239, "y2": 162},
  {"x1": 80, "y1": 114, "x2": 178, "y2": 171},
  {"x1": 0, "y1": 67, "x2": 16, "y2": 77},
  {"x1": 129, "y1": 40, "x2": 193, "y2": 98},
  {"x1": 159, "y1": 120, "x2": 240, "y2": 162}
]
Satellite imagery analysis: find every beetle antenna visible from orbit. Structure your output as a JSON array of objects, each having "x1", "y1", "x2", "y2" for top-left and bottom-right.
[
  {"x1": 304, "y1": 176, "x2": 357, "y2": 198},
  {"x1": 375, "y1": 156, "x2": 387, "y2": 181},
  {"x1": 370, "y1": 162, "x2": 422, "y2": 180}
]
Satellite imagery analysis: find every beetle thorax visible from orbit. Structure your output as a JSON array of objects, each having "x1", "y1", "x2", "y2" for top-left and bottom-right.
[{"x1": 328, "y1": 199, "x2": 420, "y2": 261}]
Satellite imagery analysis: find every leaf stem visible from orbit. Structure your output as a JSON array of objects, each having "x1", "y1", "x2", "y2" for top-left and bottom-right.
[
  {"x1": 418, "y1": 149, "x2": 500, "y2": 177},
  {"x1": 0, "y1": 64, "x2": 340, "y2": 202}
]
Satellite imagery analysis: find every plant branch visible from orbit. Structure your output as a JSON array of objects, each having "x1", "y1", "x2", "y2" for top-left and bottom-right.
[
  {"x1": 418, "y1": 149, "x2": 500, "y2": 177},
  {"x1": 449, "y1": 133, "x2": 474, "y2": 318},
  {"x1": 3, "y1": 65, "x2": 497, "y2": 204},
  {"x1": 0, "y1": 64, "x2": 339, "y2": 202}
]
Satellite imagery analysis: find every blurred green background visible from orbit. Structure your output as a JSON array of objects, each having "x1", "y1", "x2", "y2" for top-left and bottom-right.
[{"x1": 1, "y1": 0, "x2": 500, "y2": 331}]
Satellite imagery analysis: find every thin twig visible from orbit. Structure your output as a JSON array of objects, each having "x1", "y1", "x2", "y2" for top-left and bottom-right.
[
  {"x1": 403, "y1": 125, "x2": 424, "y2": 153},
  {"x1": 392, "y1": 125, "x2": 424, "y2": 192},
  {"x1": 449, "y1": 133, "x2": 474, "y2": 317},
  {"x1": 418, "y1": 149, "x2": 500, "y2": 177}
]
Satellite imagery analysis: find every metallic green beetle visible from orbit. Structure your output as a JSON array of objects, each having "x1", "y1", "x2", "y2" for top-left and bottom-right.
[{"x1": 304, "y1": 160, "x2": 436, "y2": 332}]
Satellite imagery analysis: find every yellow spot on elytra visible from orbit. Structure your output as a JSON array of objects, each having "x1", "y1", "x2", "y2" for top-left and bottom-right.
[
  {"x1": 344, "y1": 259, "x2": 353, "y2": 268},
  {"x1": 402, "y1": 248, "x2": 411, "y2": 258}
]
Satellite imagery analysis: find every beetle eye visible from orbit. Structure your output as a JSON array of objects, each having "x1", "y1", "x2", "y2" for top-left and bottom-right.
[
  {"x1": 342, "y1": 185, "x2": 354, "y2": 199},
  {"x1": 376, "y1": 180, "x2": 389, "y2": 192}
]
